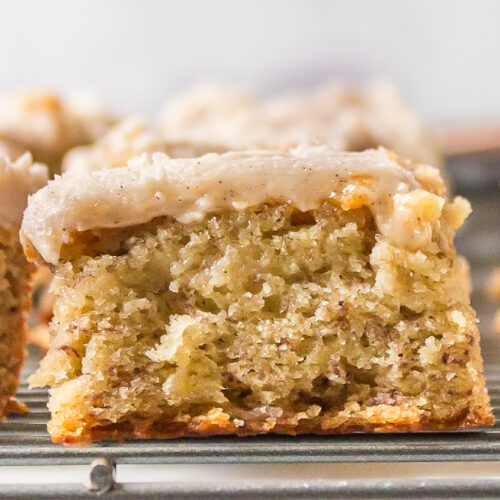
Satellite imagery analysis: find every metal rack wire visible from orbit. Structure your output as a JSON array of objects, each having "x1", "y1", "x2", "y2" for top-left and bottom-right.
[
  {"x1": 4, "y1": 477, "x2": 500, "y2": 499},
  {"x1": 1, "y1": 151, "x2": 499, "y2": 497}
]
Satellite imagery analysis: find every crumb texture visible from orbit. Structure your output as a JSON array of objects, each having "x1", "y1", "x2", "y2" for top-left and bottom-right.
[
  {"x1": 30, "y1": 201, "x2": 492, "y2": 442},
  {"x1": 0, "y1": 228, "x2": 32, "y2": 420}
]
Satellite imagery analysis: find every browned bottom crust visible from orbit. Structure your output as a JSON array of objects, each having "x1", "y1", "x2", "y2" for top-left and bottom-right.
[{"x1": 53, "y1": 407, "x2": 494, "y2": 445}]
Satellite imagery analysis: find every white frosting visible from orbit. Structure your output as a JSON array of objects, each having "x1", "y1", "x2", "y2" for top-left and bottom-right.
[
  {"x1": 161, "y1": 81, "x2": 441, "y2": 166},
  {"x1": 21, "y1": 147, "x2": 446, "y2": 265},
  {"x1": 0, "y1": 153, "x2": 48, "y2": 231}
]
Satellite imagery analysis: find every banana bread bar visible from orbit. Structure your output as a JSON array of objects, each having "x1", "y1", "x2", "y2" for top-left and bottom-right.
[{"x1": 22, "y1": 147, "x2": 491, "y2": 443}]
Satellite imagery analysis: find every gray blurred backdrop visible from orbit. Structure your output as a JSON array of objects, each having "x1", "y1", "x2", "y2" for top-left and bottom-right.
[{"x1": 0, "y1": 0, "x2": 499, "y2": 124}]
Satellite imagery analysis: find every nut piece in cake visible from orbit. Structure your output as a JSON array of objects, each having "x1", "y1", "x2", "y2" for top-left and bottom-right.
[
  {"x1": 0, "y1": 153, "x2": 47, "y2": 420},
  {"x1": 22, "y1": 147, "x2": 491, "y2": 444},
  {"x1": 161, "y1": 81, "x2": 441, "y2": 166}
]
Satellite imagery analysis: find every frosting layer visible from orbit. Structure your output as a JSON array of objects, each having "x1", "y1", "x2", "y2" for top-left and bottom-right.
[
  {"x1": 0, "y1": 153, "x2": 48, "y2": 231},
  {"x1": 22, "y1": 147, "x2": 446, "y2": 265}
]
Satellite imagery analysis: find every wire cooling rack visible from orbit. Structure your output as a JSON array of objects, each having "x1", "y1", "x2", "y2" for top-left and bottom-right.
[
  {"x1": 0, "y1": 364, "x2": 500, "y2": 467},
  {"x1": 0, "y1": 150, "x2": 499, "y2": 497}
]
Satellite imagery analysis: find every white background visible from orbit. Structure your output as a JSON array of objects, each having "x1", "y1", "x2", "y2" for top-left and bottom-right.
[{"x1": 1, "y1": 0, "x2": 499, "y2": 124}]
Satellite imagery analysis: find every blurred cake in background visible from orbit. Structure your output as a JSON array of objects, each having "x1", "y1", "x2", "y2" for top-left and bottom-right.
[
  {"x1": 0, "y1": 90, "x2": 114, "y2": 176},
  {"x1": 62, "y1": 118, "x2": 166, "y2": 175},
  {"x1": 0, "y1": 90, "x2": 115, "y2": 352},
  {"x1": 63, "y1": 80, "x2": 441, "y2": 175},
  {"x1": 160, "y1": 80, "x2": 441, "y2": 167},
  {"x1": 0, "y1": 153, "x2": 47, "y2": 420},
  {"x1": 62, "y1": 117, "x2": 225, "y2": 175}
]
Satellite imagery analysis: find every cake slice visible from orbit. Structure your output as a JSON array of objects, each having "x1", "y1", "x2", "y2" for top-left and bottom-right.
[
  {"x1": 22, "y1": 147, "x2": 492, "y2": 444},
  {"x1": 0, "y1": 153, "x2": 47, "y2": 419},
  {"x1": 161, "y1": 81, "x2": 441, "y2": 166}
]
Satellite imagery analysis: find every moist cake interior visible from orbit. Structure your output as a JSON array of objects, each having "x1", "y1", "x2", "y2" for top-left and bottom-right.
[{"x1": 31, "y1": 199, "x2": 491, "y2": 442}]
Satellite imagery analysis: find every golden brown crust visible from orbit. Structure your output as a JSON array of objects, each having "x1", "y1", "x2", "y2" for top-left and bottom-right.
[
  {"x1": 53, "y1": 409, "x2": 494, "y2": 445},
  {"x1": 52, "y1": 415, "x2": 494, "y2": 445}
]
